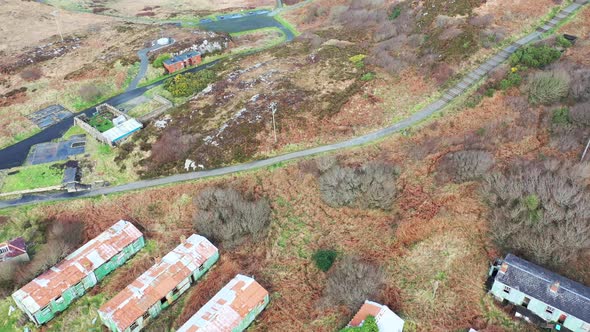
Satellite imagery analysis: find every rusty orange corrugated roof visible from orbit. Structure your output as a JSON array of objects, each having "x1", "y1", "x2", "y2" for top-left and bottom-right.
[
  {"x1": 98, "y1": 234, "x2": 218, "y2": 332},
  {"x1": 12, "y1": 220, "x2": 143, "y2": 314},
  {"x1": 176, "y1": 274, "x2": 268, "y2": 332},
  {"x1": 349, "y1": 301, "x2": 382, "y2": 327}
]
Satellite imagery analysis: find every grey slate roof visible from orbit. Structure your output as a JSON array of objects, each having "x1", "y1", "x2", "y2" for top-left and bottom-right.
[
  {"x1": 163, "y1": 51, "x2": 200, "y2": 65},
  {"x1": 496, "y1": 254, "x2": 590, "y2": 323}
]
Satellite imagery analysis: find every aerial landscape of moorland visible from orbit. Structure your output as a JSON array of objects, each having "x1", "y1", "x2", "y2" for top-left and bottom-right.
[{"x1": 1, "y1": 0, "x2": 590, "y2": 331}]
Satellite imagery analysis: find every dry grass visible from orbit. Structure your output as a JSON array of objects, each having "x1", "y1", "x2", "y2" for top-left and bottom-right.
[
  {"x1": 0, "y1": 0, "x2": 113, "y2": 52},
  {"x1": 107, "y1": 0, "x2": 275, "y2": 18}
]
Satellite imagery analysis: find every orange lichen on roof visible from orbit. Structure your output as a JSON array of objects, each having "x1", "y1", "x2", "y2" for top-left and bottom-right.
[
  {"x1": 349, "y1": 301, "x2": 382, "y2": 327},
  {"x1": 98, "y1": 234, "x2": 218, "y2": 332},
  {"x1": 12, "y1": 220, "x2": 142, "y2": 314},
  {"x1": 176, "y1": 274, "x2": 268, "y2": 332}
]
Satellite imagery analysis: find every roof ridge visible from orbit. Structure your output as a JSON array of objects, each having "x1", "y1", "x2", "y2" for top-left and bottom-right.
[
  {"x1": 507, "y1": 258, "x2": 590, "y2": 302},
  {"x1": 7, "y1": 243, "x2": 26, "y2": 253}
]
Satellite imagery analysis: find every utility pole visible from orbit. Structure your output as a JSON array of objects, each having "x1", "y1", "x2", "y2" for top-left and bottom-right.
[
  {"x1": 270, "y1": 102, "x2": 278, "y2": 143},
  {"x1": 51, "y1": 10, "x2": 64, "y2": 42},
  {"x1": 581, "y1": 137, "x2": 590, "y2": 162}
]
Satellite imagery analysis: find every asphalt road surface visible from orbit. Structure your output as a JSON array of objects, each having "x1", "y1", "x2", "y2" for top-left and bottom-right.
[
  {"x1": 0, "y1": 13, "x2": 293, "y2": 170},
  {"x1": 1, "y1": 0, "x2": 587, "y2": 209}
]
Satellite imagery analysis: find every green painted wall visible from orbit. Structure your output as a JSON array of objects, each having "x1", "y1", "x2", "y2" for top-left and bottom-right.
[
  {"x1": 29, "y1": 236, "x2": 145, "y2": 325},
  {"x1": 104, "y1": 250, "x2": 220, "y2": 332},
  {"x1": 491, "y1": 280, "x2": 589, "y2": 332},
  {"x1": 232, "y1": 293, "x2": 269, "y2": 332}
]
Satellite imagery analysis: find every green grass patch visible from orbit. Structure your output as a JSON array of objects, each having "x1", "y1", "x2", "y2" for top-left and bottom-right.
[
  {"x1": 0, "y1": 297, "x2": 36, "y2": 332},
  {"x1": 273, "y1": 14, "x2": 300, "y2": 37},
  {"x1": 551, "y1": 107, "x2": 570, "y2": 125},
  {"x1": 122, "y1": 62, "x2": 141, "y2": 90},
  {"x1": 361, "y1": 72, "x2": 376, "y2": 81},
  {"x1": 389, "y1": 6, "x2": 402, "y2": 20},
  {"x1": 88, "y1": 114, "x2": 114, "y2": 132},
  {"x1": 2, "y1": 163, "x2": 64, "y2": 193},
  {"x1": 499, "y1": 72, "x2": 522, "y2": 90},
  {"x1": 62, "y1": 125, "x2": 87, "y2": 140},
  {"x1": 44, "y1": 294, "x2": 106, "y2": 332},
  {"x1": 153, "y1": 53, "x2": 172, "y2": 68}
]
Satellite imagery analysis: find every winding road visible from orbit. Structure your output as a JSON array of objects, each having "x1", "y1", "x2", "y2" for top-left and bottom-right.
[
  {"x1": 0, "y1": 12, "x2": 295, "y2": 170},
  {"x1": 0, "y1": 0, "x2": 587, "y2": 209}
]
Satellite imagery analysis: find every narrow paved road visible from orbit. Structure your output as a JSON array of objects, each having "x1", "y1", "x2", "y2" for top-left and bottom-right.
[
  {"x1": 0, "y1": 0, "x2": 587, "y2": 209},
  {"x1": 0, "y1": 13, "x2": 294, "y2": 170},
  {"x1": 127, "y1": 41, "x2": 175, "y2": 91}
]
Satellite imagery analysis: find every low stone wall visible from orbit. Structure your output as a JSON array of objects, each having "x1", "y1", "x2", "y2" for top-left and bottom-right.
[
  {"x1": 97, "y1": 103, "x2": 126, "y2": 118},
  {"x1": 138, "y1": 95, "x2": 173, "y2": 123},
  {"x1": 74, "y1": 114, "x2": 112, "y2": 146}
]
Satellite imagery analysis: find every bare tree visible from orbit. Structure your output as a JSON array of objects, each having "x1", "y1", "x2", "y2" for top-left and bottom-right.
[
  {"x1": 438, "y1": 150, "x2": 494, "y2": 183},
  {"x1": 79, "y1": 84, "x2": 102, "y2": 102},
  {"x1": 569, "y1": 102, "x2": 590, "y2": 126},
  {"x1": 322, "y1": 256, "x2": 384, "y2": 310},
  {"x1": 483, "y1": 160, "x2": 590, "y2": 266},
  {"x1": 319, "y1": 163, "x2": 398, "y2": 210},
  {"x1": 569, "y1": 67, "x2": 590, "y2": 102},
  {"x1": 193, "y1": 188, "x2": 271, "y2": 248}
]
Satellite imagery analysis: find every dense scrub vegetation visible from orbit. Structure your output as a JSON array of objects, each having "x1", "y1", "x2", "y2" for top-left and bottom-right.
[
  {"x1": 312, "y1": 249, "x2": 338, "y2": 272},
  {"x1": 153, "y1": 53, "x2": 171, "y2": 68},
  {"x1": 437, "y1": 150, "x2": 494, "y2": 183},
  {"x1": 510, "y1": 45, "x2": 562, "y2": 68},
  {"x1": 318, "y1": 161, "x2": 399, "y2": 210},
  {"x1": 193, "y1": 187, "x2": 271, "y2": 248},
  {"x1": 164, "y1": 69, "x2": 216, "y2": 97},
  {"x1": 483, "y1": 161, "x2": 590, "y2": 267},
  {"x1": 526, "y1": 69, "x2": 570, "y2": 105},
  {"x1": 340, "y1": 315, "x2": 378, "y2": 332},
  {"x1": 322, "y1": 256, "x2": 384, "y2": 310},
  {"x1": 0, "y1": 219, "x2": 84, "y2": 297}
]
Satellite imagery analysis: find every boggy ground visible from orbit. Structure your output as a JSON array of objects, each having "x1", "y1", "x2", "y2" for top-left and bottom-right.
[
  {"x1": 0, "y1": 7, "x2": 228, "y2": 149},
  {"x1": 4, "y1": 14, "x2": 590, "y2": 328},
  {"x1": 42, "y1": 0, "x2": 281, "y2": 18},
  {"x1": 130, "y1": 0, "x2": 570, "y2": 179},
  {"x1": 1, "y1": 2, "x2": 589, "y2": 332}
]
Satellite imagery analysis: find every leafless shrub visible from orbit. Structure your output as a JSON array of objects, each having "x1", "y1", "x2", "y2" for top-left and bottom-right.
[
  {"x1": 439, "y1": 27, "x2": 463, "y2": 41},
  {"x1": 570, "y1": 67, "x2": 590, "y2": 102},
  {"x1": 570, "y1": 102, "x2": 590, "y2": 126},
  {"x1": 47, "y1": 219, "x2": 84, "y2": 248},
  {"x1": 79, "y1": 84, "x2": 103, "y2": 102},
  {"x1": 374, "y1": 21, "x2": 399, "y2": 42},
  {"x1": 316, "y1": 155, "x2": 338, "y2": 173},
  {"x1": 550, "y1": 124, "x2": 589, "y2": 152},
  {"x1": 150, "y1": 127, "x2": 194, "y2": 166},
  {"x1": 0, "y1": 263, "x2": 17, "y2": 297},
  {"x1": 481, "y1": 28, "x2": 506, "y2": 48},
  {"x1": 303, "y1": 4, "x2": 328, "y2": 24},
  {"x1": 19, "y1": 67, "x2": 43, "y2": 81},
  {"x1": 438, "y1": 150, "x2": 494, "y2": 183},
  {"x1": 483, "y1": 160, "x2": 590, "y2": 267},
  {"x1": 322, "y1": 256, "x2": 383, "y2": 310},
  {"x1": 193, "y1": 188, "x2": 271, "y2": 248},
  {"x1": 431, "y1": 63, "x2": 455, "y2": 85},
  {"x1": 319, "y1": 163, "x2": 398, "y2": 210},
  {"x1": 469, "y1": 14, "x2": 494, "y2": 28},
  {"x1": 488, "y1": 64, "x2": 509, "y2": 86},
  {"x1": 297, "y1": 32, "x2": 324, "y2": 49}
]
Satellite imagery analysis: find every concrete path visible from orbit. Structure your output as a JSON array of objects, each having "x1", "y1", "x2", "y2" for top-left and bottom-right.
[{"x1": 0, "y1": 0, "x2": 587, "y2": 209}]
